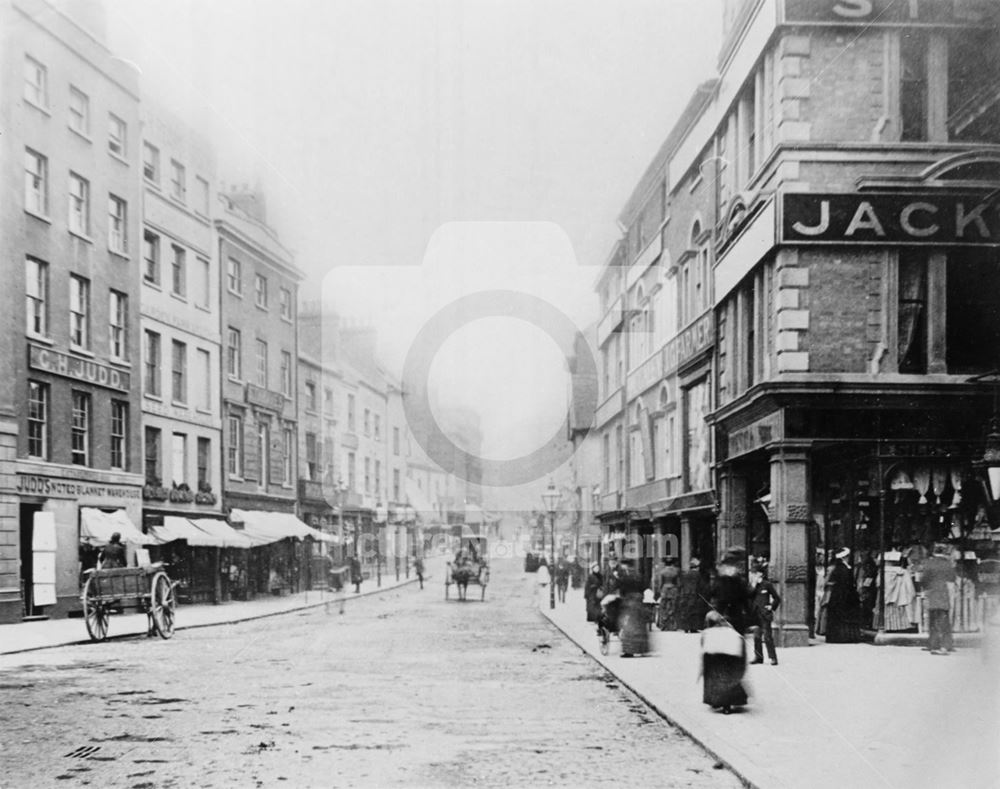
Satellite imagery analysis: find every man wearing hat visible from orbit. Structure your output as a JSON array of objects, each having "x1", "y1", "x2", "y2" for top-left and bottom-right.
[
  {"x1": 921, "y1": 543, "x2": 957, "y2": 654},
  {"x1": 750, "y1": 561, "x2": 782, "y2": 665}
]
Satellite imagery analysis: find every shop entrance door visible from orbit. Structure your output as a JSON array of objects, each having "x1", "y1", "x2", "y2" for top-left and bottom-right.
[{"x1": 19, "y1": 504, "x2": 42, "y2": 618}]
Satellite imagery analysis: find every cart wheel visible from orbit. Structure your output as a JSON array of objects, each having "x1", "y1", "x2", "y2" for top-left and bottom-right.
[
  {"x1": 83, "y1": 576, "x2": 109, "y2": 642},
  {"x1": 150, "y1": 572, "x2": 176, "y2": 639}
]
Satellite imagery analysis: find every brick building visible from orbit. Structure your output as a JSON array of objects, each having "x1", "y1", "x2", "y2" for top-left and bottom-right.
[
  {"x1": 138, "y1": 106, "x2": 222, "y2": 524},
  {"x1": 217, "y1": 189, "x2": 303, "y2": 516},
  {"x1": 0, "y1": 0, "x2": 143, "y2": 622},
  {"x1": 596, "y1": 0, "x2": 1000, "y2": 645}
]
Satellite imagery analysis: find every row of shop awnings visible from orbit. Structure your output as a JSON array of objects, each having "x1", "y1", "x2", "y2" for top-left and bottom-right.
[{"x1": 80, "y1": 507, "x2": 338, "y2": 550}]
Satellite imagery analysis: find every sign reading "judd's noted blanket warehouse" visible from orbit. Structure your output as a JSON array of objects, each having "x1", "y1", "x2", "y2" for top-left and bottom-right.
[
  {"x1": 781, "y1": 193, "x2": 1000, "y2": 246},
  {"x1": 783, "y1": 0, "x2": 995, "y2": 26}
]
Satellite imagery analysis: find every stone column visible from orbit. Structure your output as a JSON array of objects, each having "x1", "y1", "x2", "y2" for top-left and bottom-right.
[
  {"x1": 769, "y1": 441, "x2": 812, "y2": 647},
  {"x1": 679, "y1": 515, "x2": 692, "y2": 570}
]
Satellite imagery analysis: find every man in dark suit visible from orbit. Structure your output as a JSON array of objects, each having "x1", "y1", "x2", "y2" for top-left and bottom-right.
[{"x1": 99, "y1": 532, "x2": 126, "y2": 569}]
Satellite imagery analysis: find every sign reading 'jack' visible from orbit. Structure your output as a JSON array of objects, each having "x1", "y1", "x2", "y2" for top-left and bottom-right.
[{"x1": 781, "y1": 192, "x2": 1000, "y2": 246}]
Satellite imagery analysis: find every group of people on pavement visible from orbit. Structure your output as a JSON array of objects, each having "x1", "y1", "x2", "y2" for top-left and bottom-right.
[
  {"x1": 534, "y1": 556, "x2": 576, "y2": 605},
  {"x1": 582, "y1": 548, "x2": 783, "y2": 714}
]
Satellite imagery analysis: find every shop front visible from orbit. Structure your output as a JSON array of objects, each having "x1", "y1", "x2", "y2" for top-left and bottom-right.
[
  {"x1": 228, "y1": 508, "x2": 335, "y2": 596},
  {"x1": 14, "y1": 465, "x2": 144, "y2": 621},
  {"x1": 143, "y1": 515, "x2": 253, "y2": 604}
]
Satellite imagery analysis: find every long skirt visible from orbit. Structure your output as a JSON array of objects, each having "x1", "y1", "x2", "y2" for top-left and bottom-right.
[
  {"x1": 657, "y1": 588, "x2": 679, "y2": 631},
  {"x1": 825, "y1": 606, "x2": 861, "y2": 643},
  {"x1": 702, "y1": 654, "x2": 748, "y2": 708},
  {"x1": 618, "y1": 597, "x2": 649, "y2": 655}
]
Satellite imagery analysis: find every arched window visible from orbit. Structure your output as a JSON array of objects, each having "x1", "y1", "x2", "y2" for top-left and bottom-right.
[
  {"x1": 690, "y1": 219, "x2": 702, "y2": 247},
  {"x1": 658, "y1": 385, "x2": 669, "y2": 411}
]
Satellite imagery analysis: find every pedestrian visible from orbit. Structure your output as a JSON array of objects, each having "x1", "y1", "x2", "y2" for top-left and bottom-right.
[
  {"x1": 823, "y1": 547, "x2": 861, "y2": 643},
  {"x1": 676, "y1": 558, "x2": 706, "y2": 632},
  {"x1": 700, "y1": 611, "x2": 748, "y2": 715},
  {"x1": 99, "y1": 532, "x2": 126, "y2": 569},
  {"x1": 350, "y1": 555, "x2": 363, "y2": 594},
  {"x1": 701, "y1": 549, "x2": 754, "y2": 713},
  {"x1": 750, "y1": 562, "x2": 781, "y2": 665},
  {"x1": 584, "y1": 562, "x2": 604, "y2": 624},
  {"x1": 413, "y1": 553, "x2": 425, "y2": 590},
  {"x1": 654, "y1": 557, "x2": 680, "y2": 630},
  {"x1": 536, "y1": 557, "x2": 551, "y2": 607},
  {"x1": 555, "y1": 557, "x2": 570, "y2": 603},
  {"x1": 615, "y1": 559, "x2": 649, "y2": 657},
  {"x1": 922, "y1": 543, "x2": 957, "y2": 655}
]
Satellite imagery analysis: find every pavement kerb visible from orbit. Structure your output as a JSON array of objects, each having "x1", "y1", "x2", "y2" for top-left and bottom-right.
[
  {"x1": 540, "y1": 608, "x2": 760, "y2": 789},
  {"x1": 1, "y1": 571, "x2": 431, "y2": 657}
]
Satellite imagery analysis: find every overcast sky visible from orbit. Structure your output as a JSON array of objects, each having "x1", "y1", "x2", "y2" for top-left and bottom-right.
[{"x1": 104, "y1": 0, "x2": 722, "y2": 506}]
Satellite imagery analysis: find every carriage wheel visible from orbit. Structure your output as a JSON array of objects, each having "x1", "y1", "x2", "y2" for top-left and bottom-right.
[
  {"x1": 83, "y1": 576, "x2": 109, "y2": 642},
  {"x1": 150, "y1": 572, "x2": 176, "y2": 639}
]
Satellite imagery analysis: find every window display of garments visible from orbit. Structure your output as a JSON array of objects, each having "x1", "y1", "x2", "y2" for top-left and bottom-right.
[
  {"x1": 950, "y1": 576, "x2": 977, "y2": 633},
  {"x1": 883, "y1": 564, "x2": 916, "y2": 632}
]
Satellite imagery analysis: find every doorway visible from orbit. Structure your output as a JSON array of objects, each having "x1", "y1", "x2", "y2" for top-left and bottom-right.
[{"x1": 19, "y1": 503, "x2": 42, "y2": 618}]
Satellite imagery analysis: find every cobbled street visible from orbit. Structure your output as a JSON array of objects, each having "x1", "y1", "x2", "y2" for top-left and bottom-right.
[{"x1": 0, "y1": 560, "x2": 741, "y2": 788}]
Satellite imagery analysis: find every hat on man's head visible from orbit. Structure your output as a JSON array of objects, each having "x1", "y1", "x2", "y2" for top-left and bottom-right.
[
  {"x1": 689, "y1": 558, "x2": 701, "y2": 568},
  {"x1": 835, "y1": 547, "x2": 850, "y2": 560}
]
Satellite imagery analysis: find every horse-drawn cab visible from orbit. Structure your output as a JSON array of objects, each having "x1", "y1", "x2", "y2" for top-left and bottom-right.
[{"x1": 446, "y1": 536, "x2": 489, "y2": 601}]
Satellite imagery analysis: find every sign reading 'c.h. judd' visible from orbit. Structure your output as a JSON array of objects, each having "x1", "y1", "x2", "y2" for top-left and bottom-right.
[
  {"x1": 29, "y1": 345, "x2": 131, "y2": 391},
  {"x1": 783, "y1": 0, "x2": 995, "y2": 26},
  {"x1": 781, "y1": 193, "x2": 1000, "y2": 246}
]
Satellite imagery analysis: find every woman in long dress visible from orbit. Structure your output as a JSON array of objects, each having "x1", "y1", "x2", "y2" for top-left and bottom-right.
[
  {"x1": 701, "y1": 553, "x2": 754, "y2": 712},
  {"x1": 616, "y1": 560, "x2": 649, "y2": 657},
  {"x1": 701, "y1": 612, "x2": 748, "y2": 713},
  {"x1": 824, "y1": 548, "x2": 861, "y2": 643},
  {"x1": 584, "y1": 563, "x2": 604, "y2": 624}
]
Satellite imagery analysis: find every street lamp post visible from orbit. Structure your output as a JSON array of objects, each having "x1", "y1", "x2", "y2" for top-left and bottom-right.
[
  {"x1": 542, "y1": 481, "x2": 561, "y2": 610},
  {"x1": 375, "y1": 503, "x2": 387, "y2": 588}
]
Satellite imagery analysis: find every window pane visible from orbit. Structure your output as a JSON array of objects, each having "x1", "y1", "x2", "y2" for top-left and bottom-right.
[{"x1": 71, "y1": 392, "x2": 90, "y2": 466}]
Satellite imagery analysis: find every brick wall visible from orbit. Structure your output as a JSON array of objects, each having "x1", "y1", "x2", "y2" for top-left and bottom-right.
[{"x1": 799, "y1": 248, "x2": 884, "y2": 373}]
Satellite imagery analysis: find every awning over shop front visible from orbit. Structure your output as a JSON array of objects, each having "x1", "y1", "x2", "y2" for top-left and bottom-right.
[
  {"x1": 145, "y1": 516, "x2": 204, "y2": 546},
  {"x1": 80, "y1": 507, "x2": 147, "y2": 546},
  {"x1": 145, "y1": 516, "x2": 255, "y2": 549},
  {"x1": 229, "y1": 509, "x2": 337, "y2": 546},
  {"x1": 189, "y1": 518, "x2": 255, "y2": 548}
]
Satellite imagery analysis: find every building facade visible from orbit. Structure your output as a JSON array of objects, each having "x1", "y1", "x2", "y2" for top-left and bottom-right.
[
  {"x1": 296, "y1": 304, "x2": 342, "y2": 551},
  {"x1": 1, "y1": 0, "x2": 144, "y2": 622},
  {"x1": 217, "y1": 190, "x2": 303, "y2": 516},
  {"x1": 596, "y1": 0, "x2": 1000, "y2": 645},
  {"x1": 139, "y1": 105, "x2": 222, "y2": 532}
]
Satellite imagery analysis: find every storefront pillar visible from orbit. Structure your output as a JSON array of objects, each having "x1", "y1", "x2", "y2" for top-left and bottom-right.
[
  {"x1": 717, "y1": 469, "x2": 748, "y2": 555},
  {"x1": 679, "y1": 516, "x2": 693, "y2": 569},
  {"x1": 769, "y1": 441, "x2": 812, "y2": 647}
]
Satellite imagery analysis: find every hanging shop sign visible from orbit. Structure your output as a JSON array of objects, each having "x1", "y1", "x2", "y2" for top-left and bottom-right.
[
  {"x1": 28, "y1": 345, "x2": 130, "y2": 392},
  {"x1": 782, "y1": 0, "x2": 995, "y2": 26},
  {"x1": 780, "y1": 192, "x2": 1000, "y2": 246}
]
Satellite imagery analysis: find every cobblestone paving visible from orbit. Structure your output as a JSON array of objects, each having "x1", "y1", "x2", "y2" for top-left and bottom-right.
[{"x1": 0, "y1": 560, "x2": 741, "y2": 788}]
